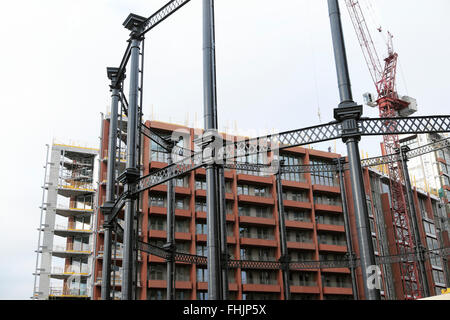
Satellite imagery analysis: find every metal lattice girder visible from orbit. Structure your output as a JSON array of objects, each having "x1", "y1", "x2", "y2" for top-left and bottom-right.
[
  {"x1": 109, "y1": 191, "x2": 128, "y2": 222},
  {"x1": 134, "y1": 116, "x2": 450, "y2": 194},
  {"x1": 407, "y1": 137, "x2": 450, "y2": 159},
  {"x1": 137, "y1": 241, "x2": 170, "y2": 260},
  {"x1": 174, "y1": 252, "x2": 208, "y2": 265},
  {"x1": 289, "y1": 259, "x2": 359, "y2": 270},
  {"x1": 282, "y1": 163, "x2": 340, "y2": 174},
  {"x1": 359, "y1": 116, "x2": 450, "y2": 136},
  {"x1": 141, "y1": 123, "x2": 193, "y2": 156},
  {"x1": 134, "y1": 152, "x2": 204, "y2": 195},
  {"x1": 361, "y1": 153, "x2": 400, "y2": 168},
  {"x1": 220, "y1": 122, "x2": 342, "y2": 161},
  {"x1": 228, "y1": 260, "x2": 282, "y2": 270},
  {"x1": 136, "y1": 240, "x2": 450, "y2": 269},
  {"x1": 140, "y1": 0, "x2": 192, "y2": 36}
]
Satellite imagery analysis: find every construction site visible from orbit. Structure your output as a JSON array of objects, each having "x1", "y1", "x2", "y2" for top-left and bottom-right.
[{"x1": 31, "y1": 0, "x2": 450, "y2": 301}]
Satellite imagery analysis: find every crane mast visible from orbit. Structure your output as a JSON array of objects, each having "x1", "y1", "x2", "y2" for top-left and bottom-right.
[{"x1": 344, "y1": 0, "x2": 422, "y2": 299}]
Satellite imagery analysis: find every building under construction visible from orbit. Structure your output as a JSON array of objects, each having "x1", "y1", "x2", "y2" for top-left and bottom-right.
[
  {"x1": 33, "y1": 142, "x2": 98, "y2": 300},
  {"x1": 90, "y1": 119, "x2": 449, "y2": 300}
]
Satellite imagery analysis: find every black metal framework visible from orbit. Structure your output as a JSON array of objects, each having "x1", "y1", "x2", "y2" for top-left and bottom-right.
[{"x1": 100, "y1": 0, "x2": 450, "y2": 300}]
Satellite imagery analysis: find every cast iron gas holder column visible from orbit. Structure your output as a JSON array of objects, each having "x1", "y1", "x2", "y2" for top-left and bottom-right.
[
  {"x1": 328, "y1": 0, "x2": 380, "y2": 300},
  {"x1": 399, "y1": 145, "x2": 430, "y2": 297},
  {"x1": 120, "y1": 13, "x2": 146, "y2": 300},
  {"x1": 275, "y1": 160, "x2": 291, "y2": 300},
  {"x1": 203, "y1": 0, "x2": 223, "y2": 300},
  {"x1": 334, "y1": 157, "x2": 359, "y2": 300},
  {"x1": 100, "y1": 67, "x2": 121, "y2": 300}
]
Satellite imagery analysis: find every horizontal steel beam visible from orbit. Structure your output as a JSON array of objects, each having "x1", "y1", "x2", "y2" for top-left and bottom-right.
[
  {"x1": 140, "y1": 0, "x2": 192, "y2": 36},
  {"x1": 136, "y1": 239, "x2": 450, "y2": 270},
  {"x1": 134, "y1": 116, "x2": 450, "y2": 193}
]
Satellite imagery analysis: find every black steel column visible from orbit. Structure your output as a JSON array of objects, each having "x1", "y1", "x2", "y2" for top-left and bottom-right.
[
  {"x1": 399, "y1": 146, "x2": 430, "y2": 297},
  {"x1": 203, "y1": 0, "x2": 222, "y2": 300},
  {"x1": 328, "y1": 0, "x2": 380, "y2": 300},
  {"x1": 166, "y1": 151, "x2": 176, "y2": 300},
  {"x1": 218, "y1": 165, "x2": 229, "y2": 300},
  {"x1": 101, "y1": 68, "x2": 121, "y2": 300},
  {"x1": 335, "y1": 157, "x2": 358, "y2": 300},
  {"x1": 275, "y1": 161, "x2": 291, "y2": 300},
  {"x1": 121, "y1": 13, "x2": 146, "y2": 300}
]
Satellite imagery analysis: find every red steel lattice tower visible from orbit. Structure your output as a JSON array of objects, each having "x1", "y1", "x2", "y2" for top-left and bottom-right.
[{"x1": 344, "y1": 0, "x2": 421, "y2": 299}]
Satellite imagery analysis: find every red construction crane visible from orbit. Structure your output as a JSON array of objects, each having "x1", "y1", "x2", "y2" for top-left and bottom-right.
[{"x1": 344, "y1": 0, "x2": 422, "y2": 299}]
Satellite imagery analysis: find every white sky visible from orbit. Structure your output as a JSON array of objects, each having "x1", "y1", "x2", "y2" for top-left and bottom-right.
[{"x1": 0, "y1": 0, "x2": 449, "y2": 299}]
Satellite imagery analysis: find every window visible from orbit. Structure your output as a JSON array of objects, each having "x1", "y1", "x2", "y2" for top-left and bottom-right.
[
  {"x1": 195, "y1": 201, "x2": 207, "y2": 212},
  {"x1": 287, "y1": 230, "x2": 312, "y2": 243},
  {"x1": 283, "y1": 190, "x2": 308, "y2": 202},
  {"x1": 149, "y1": 264, "x2": 165, "y2": 280},
  {"x1": 238, "y1": 184, "x2": 270, "y2": 198},
  {"x1": 197, "y1": 268, "x2": 208, "y2": 282},
  {"x1": 195, "y1": 180, "x2": 207, "y2": 190},
  {"x1": 285, "y1": 210, "x2": 311, "y2": 222},
  {"x1": 151, "y1": 141, "x2": 169, "y2": 163},
  {"x1": 280, "y1": 154, "x2": 304, "y2": 182},
  {"x1": 175, "y1": 220, "x2": 190, "y2": 233},
  {"x1": 150, "y1": 195, "x2": 165, "y2": 208},
  {"x1": 149, "y1": 217, "x2": 165, "y2": 231},
  {"x1": 196, "y1": 222, "x2": 207, "y2": 235},
  {"x1": 314, "y1": 194, "x2": 342, "y2": 207},
  {"x1": 176, "y1": 265, "x2": 191, "y2": 281},
  {"x1": 197, "y1": 292, "x2": 208, "y2": 300},
  {"x1": 239, "y1": 205, "x2": 272, "y2": 219},
  {"x1": 196, "y1": 244, "x2": 208, "y2": 257},
  {"x1": 310, "y1": 159, "x2": 337, "y2": 187}
]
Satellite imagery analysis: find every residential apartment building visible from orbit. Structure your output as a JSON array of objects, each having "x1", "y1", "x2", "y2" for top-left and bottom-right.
[
  {"x1": 91, "y1": 119, "x2": 449, "y2": 300},
  {"x1": 33, "y1": 142, "x2": 98, "y2": 299}
]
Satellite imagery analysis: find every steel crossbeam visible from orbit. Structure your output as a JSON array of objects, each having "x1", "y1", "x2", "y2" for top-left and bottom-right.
[
  {"x1": 139, "y1": 0, "x2": 192, "y2": 36},
  {"x1": 359, "y1": 116, "x2": 450, "y2": 136},
  {"x1": 136, "y1": 239, "x2": 450, "y2": 270},
  {"x1": 134, "y1": 117, "x2": 450, "y2": 195}
]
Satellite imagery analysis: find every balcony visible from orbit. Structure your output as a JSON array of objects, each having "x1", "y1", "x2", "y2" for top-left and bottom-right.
[
  {"x1": 316, "y1": 224, "x2": 345, "y2": 233},
  {"x1": 49, "y1": 287, "x2": 89, "y2": 299},
  {"x1": 314, "y1": 203, "x2": 343, "y2": 213},
  {"x1": 290, "y1": 286, "x2": 320, "y2": 294},
  {"x1": 55, "y1": 206, "x2": 94, "y2": 218},
  {"x1": 242, "y1": 283, "x2": 281, "y2": 293},
  {"x1": 54, "y1": 224, "x2": 92, "y2": 238},
  {"x1": 240, "y1": 237, "x2": 277, "y2": 248},
  {"x1": 318, "y1": 244, "x2": 347, "y2": 253},
  {"x1": 236, "y1": 174, "x2": 273, "y2": 185},
  {"x1": 238, "y1": 195, "x2": 274, "y2": 206},
  {"x1": 57, "y1": 182, "x2": 95, "y2": 198},
  {"x1": 50, "y1": 266, "x2": 90, "y2": 280},
  {"x1": 52, "y1": 244, "x2": 92, "y2": 259},
  {"x1": 239, "y1": 216, "x2": 276, "y2": 227},
  {"x1": 287, "y1": 242, "x2": 315, "y2": 251},
  {"x1": 312, "y1": 184, "x2": 340, "y2": 194},
  {"x1": 283, "y1": 200, "x2": 311, "y2": 210}
]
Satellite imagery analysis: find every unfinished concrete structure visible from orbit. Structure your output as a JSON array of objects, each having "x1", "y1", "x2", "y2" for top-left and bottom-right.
[{"x1": 33, "y1": 142, "x2": 98, "y2": 299}]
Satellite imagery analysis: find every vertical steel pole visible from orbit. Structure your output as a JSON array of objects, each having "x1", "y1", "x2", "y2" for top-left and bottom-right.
[
  {"x1": 122, "y1": 14, "x2": 145, "y2": 300},
  {"x1": 275, "y1": 161, "x2": 291, "y2": 300},
  {"x1": 166, "y1": 152, "x2": 176, "y2": 300},
  {"x1": 218, "y1": 166, "x2": 229, "y2": 300},
  {"x1": 328, "y1": 0, "x2": 380, "y2": 300},
  {"x1": 335, "y1": 157, "x2": 358, "y2": 300},
  {"x1": 101, "y1": 68, "x2": 120, "y2": 300},
  {"x1": 33, "y1": 144, "x2": 50, "y2": 299},
  {"x1": 399, "y1": 146, "x2": 430, "y2": 297},
  {"x1": 203, "y1": 0, "x2": 222, "y2": 300}
]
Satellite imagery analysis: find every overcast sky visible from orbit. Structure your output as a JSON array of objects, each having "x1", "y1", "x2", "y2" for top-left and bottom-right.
[{"x1": 0, "y1": 0, "x2": 449, "y2": 299}]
